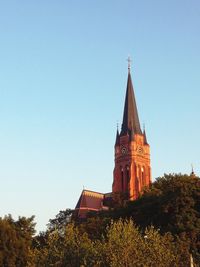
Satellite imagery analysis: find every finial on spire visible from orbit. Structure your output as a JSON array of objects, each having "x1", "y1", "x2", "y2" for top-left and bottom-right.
[
  {"x1": 190, "y1": 164, "x2": 196, "y2": 177},
  {"x1": 191, "y1": 164, "x2": 195, "y2": 176},
  {"x1": 127, "y1": 56, "x2": 132, "y2": 72}
]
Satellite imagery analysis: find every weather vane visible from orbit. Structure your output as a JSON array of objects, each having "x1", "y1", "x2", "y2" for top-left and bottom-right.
[
  {"x1": 191, "y1": 164, "x2": 194, "y2": 174},
  {"x1": 127, "y1": 56, "x2": 132, "y2": 72}
]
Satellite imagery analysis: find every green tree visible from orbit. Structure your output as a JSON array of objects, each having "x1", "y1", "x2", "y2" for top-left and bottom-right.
[
  {"x1": 99, "y1": 219, "x2": 179, "y2": 267},
  {"x1": 0, "y1": 215, "x2": 36, "y2": 267},
  {"x1": 35, "y1": 219, "x2": 182, "y2": 267},
  {"x1": 113, "y1": 173, "x2": 200, "y2": 265},
  {"x1": 47, "y1": 209, "x2": 73, "y2": 232},
  {"x1": 34, "y1": 173, "x2": 200, "y2": 266},
  {"x1": 34, "y1": 223, "x2": 97, "y2": 267},
  {"x1": 78, "y1": 216, "x2": 110, "y2": 240}
]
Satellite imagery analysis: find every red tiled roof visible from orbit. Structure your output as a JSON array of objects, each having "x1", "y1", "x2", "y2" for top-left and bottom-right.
[{"x1": 75, "y1": 190, "x2": 105, "y2": 218}]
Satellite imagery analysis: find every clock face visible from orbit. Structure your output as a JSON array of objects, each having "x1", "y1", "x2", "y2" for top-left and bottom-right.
[
  {"x1": 137, "y1": 146, "x2": 144, "y2": 154},
  {"x1": 121, "y1": 146, "x2": 128, "y2": 154}
]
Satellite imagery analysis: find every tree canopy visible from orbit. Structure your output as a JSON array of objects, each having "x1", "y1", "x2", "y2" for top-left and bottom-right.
[
  {"x1": 0, "y1": 215, "x2": 35, "y2": 267},
  {"x1": 90, "y1": 173, "x2": 200, "y2": 264},
  {"x1": 33, "y1": 219, "x2": 180, "y2": 267},
  {"x1": 1, "y1": 173, "x2": 200, "y2": 266}
]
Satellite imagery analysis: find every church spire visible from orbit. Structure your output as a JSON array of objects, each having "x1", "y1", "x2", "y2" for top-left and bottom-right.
[
  {"x1": 115, "y1": 124, "x2": 120, "y2": 146},
  {"x1": 120, "y1": 59, "x2": 142, "y2": 136},
  {"x1": 113, "y1": 61, "x2": 151, "y2": 201},
  {"x1": 143, "y1": 125, "x2": 148, "y2": 144}
]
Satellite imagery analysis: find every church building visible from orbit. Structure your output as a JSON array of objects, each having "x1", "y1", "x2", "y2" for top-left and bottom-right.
[{"x1": 75, "y1": 61, "x2": 151, "y2": 218}]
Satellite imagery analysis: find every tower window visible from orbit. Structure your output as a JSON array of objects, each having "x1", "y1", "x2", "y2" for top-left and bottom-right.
[
  {"x1": 126, "y1": 166, "x2": 130, "y2": 183},
  {"x1": 121, "y1": 168, "x2": 124, "y2": 191},
  {"x1": 141, "y1": 167, "x2": 145, "y2": 186}
]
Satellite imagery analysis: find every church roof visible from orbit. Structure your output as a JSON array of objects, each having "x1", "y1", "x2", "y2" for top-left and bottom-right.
[
  {"x1": 121, "y1": 71, "x2": 142, "y2": 136},
  {"x1": 75, "y1": 190, "x2": 105, "y2": 218}
]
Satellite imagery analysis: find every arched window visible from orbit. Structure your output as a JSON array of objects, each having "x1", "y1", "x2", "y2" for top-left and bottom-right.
[
  {"x1": 135, "y1": 164, "x2": 137, "y2": 177},
  {"x1": 126, "y1": 165, "x2": 130, "y2": 183},
  {"x1": 138, "y1": 165, "x2": 141, "y2": 191},
  {"x1": 141, "y1": 167, "x2": 145, "y2": 186},
  {"x1": 121, "y1": 167, "x2": 124, "y2": 191}
]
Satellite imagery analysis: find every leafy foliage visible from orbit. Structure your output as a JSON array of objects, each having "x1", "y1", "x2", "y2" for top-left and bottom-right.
[
  {"x1": 0, "y1": 215, "x2": 35, "y2": 267},
  {"x1": 34, "y1": 219, "x2": 180, "y2": 267},
  {"x1": 34, "y1": 223, "x2": 96, "y2": 267},
  {"x1": 128, "y1": 173, "x2": 200, "y2": 263},
  {"x1": 1, "y1": 173, "x2": 200, "y2": 266},
  {"x1": 102, "y1": 219, "x2": 179, "y2": 267},
  {"x1": 47, "y1": 209, "x2": 73, "y2": 232},
  {"x1": 92, "y1": 173, "x2": 200, "y2": 265}
]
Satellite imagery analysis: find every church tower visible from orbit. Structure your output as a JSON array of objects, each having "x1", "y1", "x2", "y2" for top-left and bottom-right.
[{"x1": 112, "y1": 61, "x2": 151, "y2": 200}]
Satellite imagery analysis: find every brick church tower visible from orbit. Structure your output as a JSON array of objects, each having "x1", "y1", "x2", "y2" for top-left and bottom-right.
[{"x1": 112, "y1": 62, "x2": 151, "y2": 200}]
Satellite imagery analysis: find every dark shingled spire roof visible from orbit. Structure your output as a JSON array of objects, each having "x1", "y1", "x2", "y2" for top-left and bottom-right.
[
  {"x1": 121, "y1": 71, "x2": 142, "y2": 136},
  {"x1": 143, "y1": 128, "x2": 148, "y2": 144},
  {"x1": 115, "y1": 128, "x2": 120, "y2": 146}
]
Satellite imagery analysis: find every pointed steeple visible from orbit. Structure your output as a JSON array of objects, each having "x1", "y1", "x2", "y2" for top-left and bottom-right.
[
  {"x1": 143, "y1": 127, "x2": 148, "y2": 145},
  {"x1": 113, "y1": 60, "x2": 151, "y2": 201},
  {"x1": 120, "y1": 63, "x2": 142, "y2": 136},
  {"x1": 115, "y1": 127, "x2": 120, "y2": 146}
]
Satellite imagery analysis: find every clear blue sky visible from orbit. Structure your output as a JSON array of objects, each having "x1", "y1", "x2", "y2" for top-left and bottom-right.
[{"x1": 0, "y1": 1, "x2": 199, "y2": 232}]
